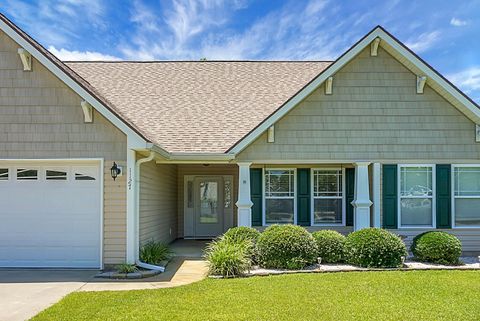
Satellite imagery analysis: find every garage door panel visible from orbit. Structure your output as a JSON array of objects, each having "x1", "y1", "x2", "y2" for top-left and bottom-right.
[{"x1": 0, "y1": 162, "x2": 102, "y2": 268}]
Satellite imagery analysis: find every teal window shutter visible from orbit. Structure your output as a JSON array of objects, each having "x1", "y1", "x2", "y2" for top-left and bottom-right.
[
  {"x1": 436, "y1": 165, "x2": 452, "y2": 229},
  {"x1": 382, "y1": 164, "x2": 398, "y2": 229},
  {"x1": 297, "y1": 168, "x2": 310, "y2": 226},
  {"x1": 345, "y1": 168, "x2": 355, "y2": 226},
  {"x1": 250, "y1": 168, "x2": 263, "y2": 226}
]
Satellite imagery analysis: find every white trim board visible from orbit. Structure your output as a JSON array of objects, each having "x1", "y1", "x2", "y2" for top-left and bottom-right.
[{"x1": 228, "y1": 26, "x2": 480, "y2": 155}]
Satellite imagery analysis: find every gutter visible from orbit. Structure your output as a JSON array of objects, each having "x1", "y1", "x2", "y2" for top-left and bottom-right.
[{"x1": 134, "y1": 150, "x2": 165, "y2": 272}]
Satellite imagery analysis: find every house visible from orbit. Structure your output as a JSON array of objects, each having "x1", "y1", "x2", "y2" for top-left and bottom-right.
[{"x1": 0, "y1": 13, "x2": 479, "y2": 269}]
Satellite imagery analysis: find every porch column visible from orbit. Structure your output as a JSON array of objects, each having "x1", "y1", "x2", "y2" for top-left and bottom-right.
[
  {"x1": 235, "y1": 162, "x2": 253, "y2": 227},
  {"x1": 352, "y1": 162, "x2": 372, "y2": 231}
]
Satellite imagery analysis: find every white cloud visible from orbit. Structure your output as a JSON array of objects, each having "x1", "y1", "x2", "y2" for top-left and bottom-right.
[
  {"x1": 447, "y1": 67, "x2": 480, "y2": 103},
  {"x1": 48, "y1": 46, "x2": 121, "y2": 61},
  {"x1": 450, "y1": 18, "x2": 468, "y2": 27},
  {"x1": 405, "y1": 31, "x2": 441, "y2": 53}
]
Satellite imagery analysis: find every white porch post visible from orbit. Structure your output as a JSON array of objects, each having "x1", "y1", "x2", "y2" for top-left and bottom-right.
[
  {"x1": 352, "y1": 162, "x2": 373, "y2": 231},
  {"x1": 372, "y1": 163, "x2": 381, "y2": 228},
  {"x1": 235, "y1": 162, "x2": 253, "y2": 227}
]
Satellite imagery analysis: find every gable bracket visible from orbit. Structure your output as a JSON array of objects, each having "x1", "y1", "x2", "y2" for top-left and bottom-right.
[
  {"x1": 370, "y1": 38, "x2": 381, "y2": 56},
  {"x1": 80, "y1": 100, "x2": 93, "y2": 123},
  {"x1": 325, "y1": 76, "x2": 333, "y2": 95},
  {"x1": 267, "y1": 125, "x2": 275, "y2": 143},
  {"x1": 17, "y1": 48, "x2": 31, "y2": 71},
  {"x1": 416, "y1": 75, "x2": 427, "y2": 94}
]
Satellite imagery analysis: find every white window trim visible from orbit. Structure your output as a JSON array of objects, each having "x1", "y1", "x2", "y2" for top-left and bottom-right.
[
  {"x1": 397, "y1": 164, "x2": 436, "y2": 229},
  {"x1": 451, "y1": 164, "x2": 480, "y2": 229},
  {"x1": 0, "y1": 167, "x2": 10, "y2": 182},
  {"x1": 310, "y1": 168, "x2": 346, "y2": 227},
  {"x1": 262, "y1": 168, "x2": 297, "y2": 226}
]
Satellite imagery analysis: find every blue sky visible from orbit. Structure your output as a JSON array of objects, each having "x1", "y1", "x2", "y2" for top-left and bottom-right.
[{"x1": 1, "y1": 0, "x2": 479, "y2": 102}]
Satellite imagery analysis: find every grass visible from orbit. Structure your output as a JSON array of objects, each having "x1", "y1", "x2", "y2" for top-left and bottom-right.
[{"x1": 33, "y1": 270, "x2": 480, "y2": 321}]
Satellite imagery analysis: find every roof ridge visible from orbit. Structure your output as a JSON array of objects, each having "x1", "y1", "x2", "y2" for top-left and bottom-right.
[{"x1": 65, "y1": 60, "x2": 334, "y2": 63}]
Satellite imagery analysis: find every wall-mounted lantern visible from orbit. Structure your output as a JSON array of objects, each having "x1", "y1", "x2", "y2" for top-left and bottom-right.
[{"x1": 110, "y1": 162, "x2": 122, "y2": 180}]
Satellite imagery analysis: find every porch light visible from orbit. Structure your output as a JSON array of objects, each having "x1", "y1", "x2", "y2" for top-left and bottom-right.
[{"x1": 110, "y1": 162, "x2": 122, "y2": 180}]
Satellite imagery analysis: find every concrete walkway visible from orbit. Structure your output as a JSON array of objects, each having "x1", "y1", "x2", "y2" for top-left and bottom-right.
[{"x1": 0, "y1": 257, "x2": 208, "y2": 321}]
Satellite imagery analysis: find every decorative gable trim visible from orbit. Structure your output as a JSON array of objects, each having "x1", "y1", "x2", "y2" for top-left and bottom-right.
[
  {"x1": 17, "y1": 48, "x2": 31, "y2": 71},
  {"x1": 0, "y1": 14, "x2": 149, "y2": 149},
  {"x1": 228, "y1": 26, "x2": 480, "y2": 154}
]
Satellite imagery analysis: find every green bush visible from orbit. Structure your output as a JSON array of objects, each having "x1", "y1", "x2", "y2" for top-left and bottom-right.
[
  {"x1": 223, "y1": 226, "x2": 261, "y2": 244},
  {"x1": 411, "y1": 231, "x2": 462, "y2": 265},
  {"x1": 204, "y1": 236, "x2": 253, "y2": 277},
  {"x1": 139, "y1": 241, "x2": 172, "y2": 265},
  {"x1": 116, "y1": 263, "x2": 137, "y2": 273},
  {"x1": 344, "y1": 228, "x2": 407, "y2": 268},
  {"x1": 312, "y1": 230, "x2": 346, "y2": 263},
  {"x1": 256, "y1": 224, "x2": 318, "y2": 269}
]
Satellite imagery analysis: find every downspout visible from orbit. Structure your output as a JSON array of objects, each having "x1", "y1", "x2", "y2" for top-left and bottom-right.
[{"x1": 134, "y1": 150, "x2": 165, "y2": 272}]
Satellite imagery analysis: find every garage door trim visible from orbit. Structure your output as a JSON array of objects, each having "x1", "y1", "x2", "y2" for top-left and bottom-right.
[{"x1": 0, "y1": 158, "x2": 104, "y2": 269}]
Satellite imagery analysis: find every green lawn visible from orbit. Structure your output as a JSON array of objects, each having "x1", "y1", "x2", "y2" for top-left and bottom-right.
[{"x1": 33, "y1": 271, "x2": 480, "y2": 321}]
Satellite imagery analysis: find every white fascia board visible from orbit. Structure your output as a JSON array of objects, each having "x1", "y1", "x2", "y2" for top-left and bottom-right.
[
  {"x1": 155, "y1": 152, "x2": 235, "y2": 163},
  {"x1": 229, "y1": 29, "x2": 380, "y2": 154},
  {"x1": 0, "y1": 19, "x2": 148, "y2": 149},
  {"x1": 229, "y1": 26, "x2": 480, "y2": 154}
]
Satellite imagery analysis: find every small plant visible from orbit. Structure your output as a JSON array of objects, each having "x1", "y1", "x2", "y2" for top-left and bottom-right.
[
  {"x1": 256, "y1": 224, "x2": 318, "y2": 270},
  {"x1": 204, "y1": 236, "x2": 252, "y2": 277},
  {"x1": 411, "y1": 231, "x2": 462, "y2": 265},
  {"x1": 117, "y1": 263, "x2": 138, "y2": 273},
  {"x1": 139, "y1": 241, "x2": 172, "y2": 265},
  {"x1": 312, "y1": 230, "x2": 346, "y2": 263},
  {"x1": 344, "y1": 228, "x2": 407, "y2": 268}
]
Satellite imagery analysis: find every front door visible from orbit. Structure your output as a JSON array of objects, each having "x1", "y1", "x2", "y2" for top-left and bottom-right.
[{"x1": 194, "y1": 177, "x2": 224, "y2": 237}]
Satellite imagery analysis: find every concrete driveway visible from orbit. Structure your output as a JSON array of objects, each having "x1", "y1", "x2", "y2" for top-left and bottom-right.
[{"x1": 0, "y1": 269, "x2": 96, "y2": 321}]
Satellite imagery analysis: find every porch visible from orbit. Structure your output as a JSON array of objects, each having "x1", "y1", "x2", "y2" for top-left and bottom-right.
[{"x1": 137, "y1": 161, "x2": 380, "y2": 249}]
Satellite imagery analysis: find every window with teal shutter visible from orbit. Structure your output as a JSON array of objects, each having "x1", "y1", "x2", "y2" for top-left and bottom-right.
[
  {"x1": 250, "y1": 168, "x2": 262, "y2": 226},
  {"x1": 436, "y1": 165, "x2": 451, "y2": 228},
  {"x1": 382, "y1": 164, "x2": 398, "y2": 229},
  {"x1": 297, "y1": 168, "x2": 310, "y2": 226},
  {"x1": 345, "y1": 168, "x2": 355, "y2": 226}
]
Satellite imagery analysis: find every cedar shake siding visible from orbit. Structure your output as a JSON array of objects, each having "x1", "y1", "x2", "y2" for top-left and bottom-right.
[
  {"x1": 0, "y1": 30, "x2": 127, "y2": 265},
  {"x1": 237, "y1": 46, "x2": 480, "y2": 162}
]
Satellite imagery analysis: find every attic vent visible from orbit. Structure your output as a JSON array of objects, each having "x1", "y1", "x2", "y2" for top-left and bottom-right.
[{"x1": 17, "y1": 48, "x2": 32, "y2": 71}]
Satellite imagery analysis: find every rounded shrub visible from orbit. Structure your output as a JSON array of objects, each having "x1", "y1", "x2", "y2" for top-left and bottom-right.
[
  {"x1": 312, "y1": 230, "x2": 346, "y2": 263},
  {"x1": 411, "y1": 231, "x2": 462, "y2": 265},
  {"x1": 344, "y1": 228, "x2": 407, "y2": 268},
  {"x1": 204, "y1": 236, "x2": 252, "y2": 277},
  {"x1": 256, "y1": 224, "x2": 318, "y2": 269},
  {"x1": 223, "y1": 226, "x2": 261, "y2": 244}
]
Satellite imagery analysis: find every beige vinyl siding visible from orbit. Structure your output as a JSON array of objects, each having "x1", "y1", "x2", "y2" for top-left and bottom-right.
[
  {"x1": 237, "y1": 46, "x2": 480, "y2": 162},
  {"x1": 177, "y1": 164, "x2": 238, "y2": 237},
  {"x1": 0, "y1": 30, "x2": 127, "y2": 265},
  {"x1": 139, "y1": 161, "x2": 178, "y2": 245}
]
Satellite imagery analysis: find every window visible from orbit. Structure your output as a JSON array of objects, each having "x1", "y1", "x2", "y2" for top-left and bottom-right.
[
  {"x1": 399, "y1": 165, "x2": 435, "y2": 227},
  {"x1": 264, "y1": 169, "x2": 295, "y2": 224},
  {"x1": 312, "y1": 169, "x2": 344, "y2": 225},
  {"x1": 0, "y1": 168, "x2": 8, "y2": 181},
  {"x1": 46, "y1": 169, "x2": 67, "y2": 180},
  {"x1": 453, "y1": 166, "x2": 480, "y2": 227},
  {"x1": 17, "y1": 168, "x2": 38, "y2": 180}
]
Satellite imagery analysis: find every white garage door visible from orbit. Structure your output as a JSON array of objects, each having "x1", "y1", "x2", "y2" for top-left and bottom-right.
[{"x1": 0, "y1": 161, "x2": 102, "y2": 268}]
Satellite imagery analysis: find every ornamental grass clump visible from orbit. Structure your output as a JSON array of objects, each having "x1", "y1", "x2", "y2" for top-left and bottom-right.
[
  {"x1": 312, "y1": 230, "x2": 346, "y2": 263},
  {"x1": 411, "y1": 231, "x2": 462, "y2": 265},
  {"x1": 139, "y1": 241, "x2": 172, "y2": 265},
  {"x1": 204, "y1": 236, "x2": 253, "y2": 277},
  {"x1": 256, "y1": 224, "x2": 318, "y2": 270},
  {"x1": 344, "y1": 228, "x2": 407, "y2": 268}
]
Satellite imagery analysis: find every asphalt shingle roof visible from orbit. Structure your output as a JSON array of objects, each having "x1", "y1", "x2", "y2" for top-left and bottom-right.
[{"x1": 67, "y1": 61, "x2": 331, "y2": 153}]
